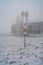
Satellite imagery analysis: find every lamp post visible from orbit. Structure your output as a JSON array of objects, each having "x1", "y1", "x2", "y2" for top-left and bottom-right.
[
  {"x1": 24, "y1": 11, "x2": 29, "y2": 48},
  {"x1": 25, "y1": 11, "x2": 29, "y2": 26},
  {"x1": 21, "y1": 11, "x2": 29, "y2": 49},
  {"x1": 21, "y1": 11, "x2": 24, "y2": 26}
]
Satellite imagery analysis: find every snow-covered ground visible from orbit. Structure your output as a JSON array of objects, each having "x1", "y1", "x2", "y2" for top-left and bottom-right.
[{"x1": 0, "y1": 36, "x2": 43, "y2": 65}]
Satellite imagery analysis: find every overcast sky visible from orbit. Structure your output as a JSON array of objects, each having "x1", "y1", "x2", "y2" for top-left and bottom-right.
[{"x1": 0, "y1": 0, "x2": 43, "y2": 33}]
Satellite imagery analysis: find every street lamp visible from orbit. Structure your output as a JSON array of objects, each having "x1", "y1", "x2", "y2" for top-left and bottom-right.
[
  {"x1": 21, "y1": 11, "x2": 24, "y2": 25},
  {"x1": 25, "y1": 11, "x2": 29, "y2": 26},
  {"x1": 21, "y1": 11, "x2": 29, "y2": 49}
]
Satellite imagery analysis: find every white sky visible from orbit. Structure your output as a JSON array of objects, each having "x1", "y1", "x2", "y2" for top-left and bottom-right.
[{"x1": 0, "y1": 0, "x2": 43, "y2": 33}]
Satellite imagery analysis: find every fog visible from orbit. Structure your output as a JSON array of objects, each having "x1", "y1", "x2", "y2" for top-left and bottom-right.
[{"x1": 0, "y1": 0, "x2": 43, "y2": 33}]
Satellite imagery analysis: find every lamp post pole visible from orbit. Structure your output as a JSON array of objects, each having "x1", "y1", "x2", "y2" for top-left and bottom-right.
[
  {"x1": 23, "y1": 28, "x2": 26, "y2": 48},
  {"x1": 21, "y1": 11, "x2": 29, "y2": 49},
  {"x1": 24, "y1": 11, "x2": 29, "y2": 49},
  {"x1": 23, "y1": 25, "x2": 28, "y2": 49}
]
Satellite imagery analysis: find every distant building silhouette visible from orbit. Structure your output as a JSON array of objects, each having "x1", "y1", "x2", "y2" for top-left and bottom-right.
[
  {"x1": 11, "y1": 21, "x2": 43, "y2": 36},
  {"x1": 11, "y1": 12, "x2": 43, "y2": 35}
]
